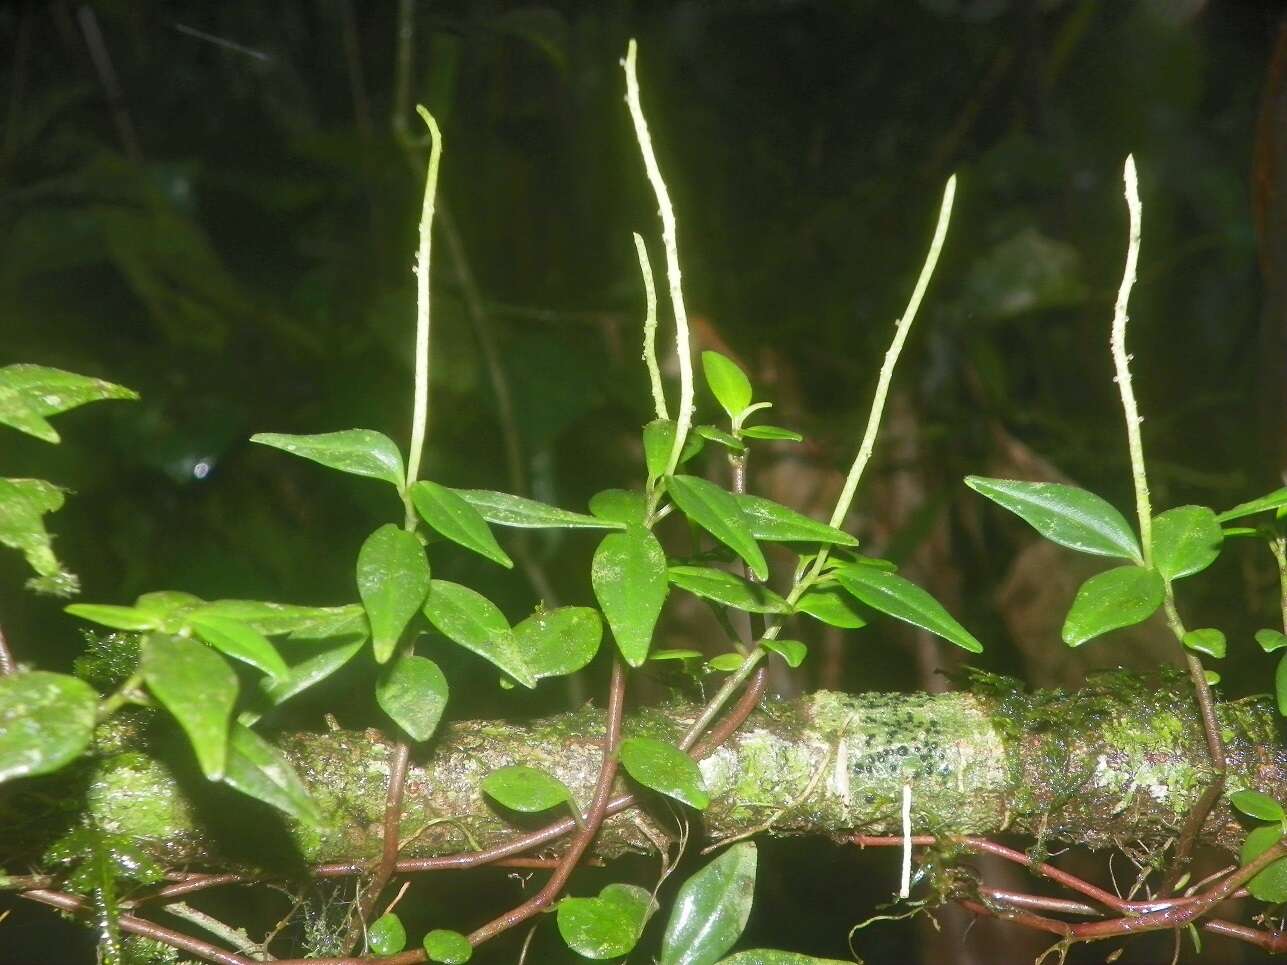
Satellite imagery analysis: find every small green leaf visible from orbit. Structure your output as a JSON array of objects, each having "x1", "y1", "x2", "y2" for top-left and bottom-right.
[
  {"x1": 1205, "y1": 670, "x2": 1221, "y2": 686},
  {"x1": 1231, "y1": 790, "x2": 1285, "y2": 823},
  {"x1": 454, "y1": 489, "x2": 621, "y2": 529},
  {"x1": 423, "y1": 929, "x2": 472, "y2": 963},
  {"x1": 707, "y1": 654, "x2": 744, "y2": 672},
  {"x1": 189, "y1": 615, "x2": 290, "y2": 681},
  {"x1": 1257, "y1": 629, "x2": 1287, "y2": 653},
  {"x1": 650, "y1": 649, "x2": 703, "y2": 662},
  {"x1": 701, "y1": 351, "x2": 753, "y2": 419},
  {"x1": 357, "y1": 524, "x2": 431, "y2": 663},
  {"x1": 558, "y1": 883, "x2": 655, "y2": 960},
  {"x1": 135, "y1": 591, "x2": 205, "y2": 632},
  {"x1": 793, "y1": 587, "x2": 867, "y2": 629},
  {"x1": 251, "y1": 430, "x2": 406, "y2": 490},
  {"x1": 141, "y1": 634, "x2": 238, "y2": 780},
  {"x1": 513, "y1": 606, "x2": 602, "y2": 680},
  {"x1": 1249, "y1": 856, "x2": 1287, "y2": 904},
  {"x1": 661, "y1": 842, "x2": 757, "y2": 965},
  {"x1": 482, "y1": 765, "x2": 575, "y2": 814},
  {"x1": 734, "y1": 495, "x2": 857, "y2": 546},
  {"x1": 1243, "y1": 824, "x2": 1283, "y2": 865},
  {"x1": 261, "y1": 637, "x2": 365, "y2": 706},
  {"x1": 619, "y1": 736, "x2": 709, "y2": 810},
  {"x1": 0, "y1": 478, "x2": 76, "y2": 595},
  {"x1": 369, "y1": 912, "x2": 407, "y2": 955},
  {"x1": 65, "y1": 603, "x2": 158, "y2": 632},
  {"x1": 411, "y1": 480, "x2": 513, "y2": 568},
  {"x1": 668, "y1": 565, "x2": 789, "y2": 614},
  {"x1": 1060, "y1": 566, "x2": 1165, "y2": 648},
  {"x1": 761, "y1": 640, "x2": 807, "y2": 668},
  {"x1": 1151, "y1": 506, "x2": 1223, "y2": 581},
  {"x1": 377, "y1": 653, "x2": 448, "y2": 742},
  {"x1": 589, "y1": 489, "x2": 649, "y2": 527},
  {"x1": 0, "y1": 672, "x2": 98, "y2": 783},
  {"x1": 834, "y1": 566, "x2": 982, "y2": 653},
  {"x1": 1181, "y1": 628, "x2": 1226, "y2": 660},
  {"x1": 1277, "y1": 653, "x2": 1287, "y2": 717},
  {"x1": 696, "y1": 425, "x2": 746, "y2": 452},
  {"x1": 593, "y1": 528, "x2": 668, "y2": 666},
  {"x1": 194, "y1": 600, "x2": 367, "y2": 639},
  {"x1": 644, "y1": 419, "x2": 677, "y2": 482},
  {"x1": 223, "y1": 723, "x2": 322, "y2": 826},
  {"x1": 1218, "y1": 487, "x2": 1287, "y2": 523},
  {"x1": 717, "y1": 953, "x2": 853, "y2": 964},
  {"x1": 0, "y1": 364, "x2": 137, "y2": 444},
  {"x1": 423, "y1": 581, "x2": 533, "y2": 688},
  {"x1": 667, "y1": 475, "x2": 767, "y2": 580},
  {"x1": 739, "y1": 425, "x2": 803, "y2": 443},
  {"x1": 965, "y1": 476, "x2": 1142, "y2": 562}
]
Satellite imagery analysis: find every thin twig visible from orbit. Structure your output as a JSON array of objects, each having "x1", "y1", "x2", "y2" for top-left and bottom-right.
[
  {"x1": 0, "y1": 624, "x2": 15, "y2": 676},
  {"x1": 159, "y1": 901, "x2": 264, "y2": 960}
]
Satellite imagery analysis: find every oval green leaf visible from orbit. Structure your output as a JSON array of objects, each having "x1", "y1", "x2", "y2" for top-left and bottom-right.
[
  {"x1": 0, "y1": 364, "x2": 137, "y2": 444},
  {"x1": 0, "y1": 671, "x2": 98, "y2": 783},
  {"x1": 739, "y1": 425, "x2": 803, "y2": 443},
  {"x1": 513, "y1": 606, "x2": 602, "y2": 680},
  {"x1": 965, "y1": 476, "x2": 1141, "y2": 562},
  {"x1": 65, "y1": 603, "x2": 158, "y2": 632},
  {"x1": 1257, "y1": 629, "x2": 1287, "y2": 653},
  {"x1": 793, "y1": 587, "x2": 867, "y2": 629},
  {"x1": 189, "y1": 615, "x2": 290, "y2": 681},
  {"x1": 422, "y1": 580, "x2": 534, "y2": 688},
  {"x1": 761, "y1": 640, "x2": 807, "y2": 668},
  {"x1": 423, "y1": 929, "x2": 472, "y2": 963},
  {"x1": 411, "y1": 480, "x2": 513, "y2": 568},
  {"x1": 589, "y1": 489, "x2": 649, "y2": 528},
  {"x1": 1231, "y1": 790, "x2": 1285, "y2": 823},
  {"x1": 1218, "y1": 487, "x2": 1287, "y2": 523},
  {"x1": 668, "y1": 565, "x2": 788, "y2": 614},
  {"x1": 482, "y1": 764, "x2": 574, "y2": 814},
  {"x1": 666, "y1": 475, "x2": 767, "y2": 581},
  {"x1": 1277, "y1": 653, "x2": 1287, "y2": 717},
  {"x1": 558, "y1": 883, "x2": 655, "y2": 960},
  {"x1": 1182, "y1": 628, "x2": 1226, "y2": 660},
  {"x1": 661, "y1": 842, "x2": 757, "y2": 965},
  {"x1": 1151, "y1": 506, "x2": 1223, "y2": 581},
  {"x1": 223, "y1": 723, "x2": 322, "y2": 826},
  {"x1": 357, "y1": 523, "x2": 431, "y2": 663},
  {"x1": 1243, "y1": 823, "x2": 1283, "y2": 866},
  {"x1": 619, "y1": 736, "x2": 709, "y2": 810},
  {"x1": 701, "y1": 351, "x2": 753, "y2": 419},
  {"x1": 696, "y1": 425, "x2": 745, "y2": 452},
  {"x1": 718, "y1": 954, "x2": 853, "y2": 964},
  {"x1": 141, "y1": 634, "x2": 238, "y2": 780},
  {"x1": 1250, "y1": 855, "x2": 1287, "y2": 904},
  {"x1": 1060, "y1": 565, "x2": 1165, "y2": 648},
  {"x1": 377, "y1": 653, "x2": 448, "y2": 742},
  {"x1": 454, "y1": 489, "x2": 621, "y2": 529},
  {"x1": 707, "y1": 653, "x2": 744, "y2": 672},
  {"x1": 369, "y1": 912, "x2": 407, "y2": 955},
  {"x1": 834, "y1": 566, "x2": 982, "y2": 653},
  {"x1": 734, "y1": 495, "x2": 857, "y2": 547},
  {"x1": 593, "y1": 528, "x2": 668, "y2": 667},
  {"x1": 251, "y1": 429, "x2": 406, "y2": 490}
]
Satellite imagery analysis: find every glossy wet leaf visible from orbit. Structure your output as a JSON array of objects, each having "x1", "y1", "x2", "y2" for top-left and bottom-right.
[
  {"x1": 193, "y1": 600, "x2": 367, "y2": 639},
  {"x1": 718, "y1": 954, "x2": 853, "y2": 964},
  {"x1": 141, "y1": 634, "x2": 237, "y2": 779},
  {"x1": 593, "y1": 528, "x2": 668, "y2": 666},
  {"x1": 558, "y1": 883, "x2": 655, "y2": 959},
  {"x1": 482, "y1": 765, "x2": 574, "y2": 813},
  {"x1": 965, "y1": 476, "x2": 1141, "y2": 562},
  {"x1": 738, "y1": 425, "x2": 803, "y2": 442},
  {"x1": 0, "y1": 364, "x2": 137, "y2": 443},
  {"x1": 1257, "y1": 629, "x2": 1287, "y2": 653},
  {"x1": 1151, "y1": 506, "x2": 1222, "y2": 581},
  {"x1": 422, "y1": 580, "x2": 533, "y2": 687},
  {"x1": 668, "y1": 565, "x2": 788, "y2": 614},
  {"x1": 701, "y1": 351, "x2": 752, "y2": 419},
  {"x1": 1278, "y1": 653, "x2": 1287, "y2": 717},
  {"x1": 1218, "y1": 487, "x2": 1287, "y2": 523},
  {"x1": 793, "y1": 587, "x2": 867, "y2": 629},
  {"x1": 251, "y1": 429, "x2": 406, "y2": 490},
  {"x1": 696, "y1": 425, "x2": 745, "y2": 452},
  {"x1": 834, "y1": 566, "x2": 982, "y2": 653},
  {"x1": 423, "y1": 929, "x2": 472, "y2": 963},
  {"x1": 65, "y1": 603, "x2": 158, "y2": 632},
  {"x1": 0, "y1": 672, "x2": 98, "y2": 783},
  {"x1": 1243, "y1": 824, "x2": 1283, "y2": 866},
  {"x1": 661, "y1": 842, "x2": 757, "y2": 965},
  {"x1": 1061, "y1": 565, "x2": 1165, "y2": 648},
  {"x1": 369, "y1": 912, "x2": 407, "y2": 955},
  {"x1": 357, "y1": 524, "x2": 431, "y2": 663},
  {"x1": 1231, "y1": 790, "x2": 1284, "y2": 823},
  {"x1": 589, "y1": 489, "x2": 649, "y2": 527},
  {"x1": 643, "y1": 421, "x2": 705, "y2": 482},
  {"x1": 223, "y1": 723, "x2": 322, "y2": 826},
  {"x1": 1249, "y1": 856, "x2": 1287, "y2": 904},
  {"x1": 377, "y1": 653, "x2": 448, "y2": 742},
  {"x1": 761, "y1": 639, "x2": 807, "y2": 668},
  {"x1": 666, "y1": 475, "x2": 767, "y2": 580},
  {"x1": 454, "y1": 489, "x2": 620, "y2": 529},
  {"x1": 261, "y1": 636, "x2": 365, "y2": 706},
  {"x1": 411, "y1": 480, "x2": 513, "y2": 568},
  {"x1": 134, "y1": 591, "x2": 205, "y2": 632},
  {"x1": 734, "y1": 495, "x2": 857, "y2": 546},
  {"x1": 0, "y1": 478, "x2": 76, "y2": 595},
  {"x1": 707, "y1": 653, "x2": 744, "y2": 672},
  {"x1": 189, "y1": 615, "x2": 290, "y2": 681},
  {"x1": 619, "y1": 736, "x2": 709, "y2": 810},
  {"x1": 650, "y1": 649, "x2": 703, "y2": 662},
  {"x1": 513, "y1": 606, "x2": 602, "y2": 679},
  {"x1": 1182, "y1": 628, "x2": 1226, "y2": 660}
]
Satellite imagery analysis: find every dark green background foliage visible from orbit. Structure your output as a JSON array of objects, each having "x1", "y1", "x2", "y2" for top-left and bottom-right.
[{"x1": 1, "y1": 1, "x2": 1283, "y2": 962}]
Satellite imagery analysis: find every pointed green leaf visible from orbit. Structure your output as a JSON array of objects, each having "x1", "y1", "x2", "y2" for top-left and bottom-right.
[
  {"x1": 357, "y1": 524, "x2": 431, "y2": 663},
  {"x1": 668, "y1": 565, "x2": 788, "y2": 614},
  {"x1": 735, "y1": 495, "x2": 857, "y2": 546},
  {"x1": 482, "y1": 765, "x2": 574, "y2": 814},
  {"x1": 593, "y1": 528, "x2": 668, "y2": 666},
  {"x1": 1249, "y1": 856, "x2": 1287, "y2": 904},
  {"x1": 1218, "y1": 487, "x2": 1287, "y2": 523},
  {"x1": 251, "y1": 429, "x2": 405, "y2": 490},
  {"x1": 1257, "y1": 629, "x2": 1287, "y2": 653},
  {"x1": 135, "y1": 591, "x2": 205, "y2": 632},
  {"x1": 376, "y1": 653, "x2": 448, "y2": 742},
  {"x1": 422, "y1": 580, "x2": 534, "y2": 687},
  {"x1": 1151, "y1": 506, "x2": 1222, "y2": 581},
  {"x1": 0, "y1": 478, "x2": 76, "y2": 595},
  {"x1": 194, "y1": 600, "x2": 367, "y2": 639},
  {"x1": 558, "y1": 884, "x2": 655, "y2": 960},
  {"x1": 793, "y1": 587, "x2": 867, "y2": 629},
  {"x1": 644, "y1": 420, "x2": 676, "y2": 482},
  {"x1": 965, "y1": 476, "x2": 1141, "y2": 562},
  {"x1": 650, "y1": 649, "x2": 703, "y2": 662},
  {"x1": 589, "y1": 489, "x2": 649, "y2": 528},
  {"x1": 65, "y1": 603, "x2": 158, "y2": 632},
  {"x1": 423, "y1": 929, "x2": 472, "y2": 963},
  {"x1": 513, "y1": 606, "x2": 602, "y2": 679},
  {"x1": 835, "y1": 566, "x2": 982, "y2": 653},
  {"x1": 0, "y1": 364, "x2": 136, "y2": 444},
  {"x1": 1231, "y1": 790, "x2": 1285, "y2": 823},
  {"x1": 1182, "y1": 628, "x2": 1226, "y2": 660},
  {"x1": 1277, "y1": 653, "x2": 1287, "y2": 717},
  {"x1": 619, "y1": 736, "x2": 709, "y2": 810},
  {"x1": 369, "y1": 913, "x2": 408, "y2": 955},
  {"x1": 1243, "y1": 824, "x2": 1283, "y2": 866},
  {"x1": 141, "y1": 634, "x2": 238, "y2": 779},
  {"x1": 701, "y1": 351, "x2": 753, "y2": 419},
  {"x1": 261, "y1": 637, "x2": 365, "y2": 706},
  {"x1": 0, "y1": 672, "x2": 98, "y2": 783},
  {"x1": 667, "y1": 475, "x2": 767, "y2": 580},
  {"x1": 189, "y1": 615, "x2": 290, "y2": 681},
  {"x1": 718, "y1": 954, "x2": 853, "y2": 964},
  {"x1": 454, "y1": 489, "x2": 621, "y2": 529},
  {"x1": 661, "y1": 842, "x2": 757, "y2": 965},
  {"x1": 761, "y1": 640, "x2": 807, "y2": 668},
  {"x1": 1060, "y1": 565, "x2": 1165, "y2": 648},
  {"x1": 223, "y1": 723, "x2": 322, "y2": 826},
  {"x1": 738, "y1": 426, "x2": 803, "y2": 442},
  {"x1": 411, "y1": 480, "x2": 513, "y2": 568},
  {"x1": 696, "y1": 425, "x2": 745, "y2": 452},
  {"x1": 707, "y1": 653, "x2": 744, "y2": 672}
]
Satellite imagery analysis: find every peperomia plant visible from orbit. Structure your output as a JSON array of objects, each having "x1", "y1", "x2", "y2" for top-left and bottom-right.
[{"x1": 2, "y1": 36, "x2": 1287, "y2": 965}]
